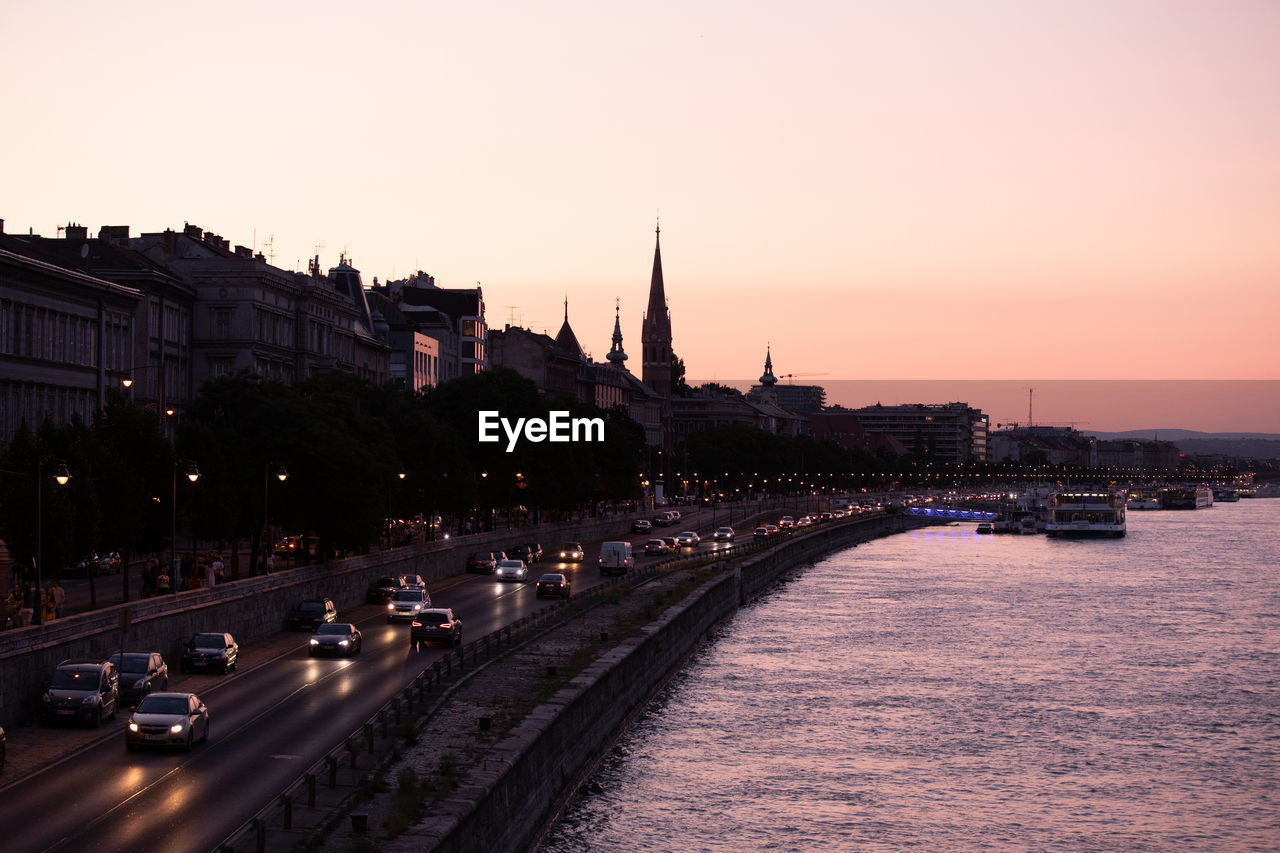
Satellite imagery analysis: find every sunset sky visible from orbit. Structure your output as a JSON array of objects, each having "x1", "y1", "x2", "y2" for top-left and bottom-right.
[{"x1": 4, "y1": 2, "x2": 1277, "y2": 421}]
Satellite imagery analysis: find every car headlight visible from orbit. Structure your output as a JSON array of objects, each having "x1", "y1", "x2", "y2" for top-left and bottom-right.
[
  {"x1": 128, "y1": 722, "x2": 139, "y2": 732},
  {"x1": 338, "y1": 640, "x2": 350, "y2": 646},
  {"x1": 412, "y1": 604, "x2": 422, "y2": 612},
  {"x1": 170, "y1": 723, "x2": 184, "y2": 734},
  {"x1": 387, "y1": 603, "x2": 395, "y2": 611},
  {"x1": 310, "y1": 639, "x2": 320, "y2": 645}
]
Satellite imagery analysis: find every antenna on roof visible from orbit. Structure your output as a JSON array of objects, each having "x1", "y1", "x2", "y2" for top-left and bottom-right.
[{"x1": 262, "y1": 234, "x2": 275, "y2": 264}]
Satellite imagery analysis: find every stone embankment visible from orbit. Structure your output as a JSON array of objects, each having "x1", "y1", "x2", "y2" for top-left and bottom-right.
[{"x1": 336, "y1": 513, "x2": 923, "y2": 853}]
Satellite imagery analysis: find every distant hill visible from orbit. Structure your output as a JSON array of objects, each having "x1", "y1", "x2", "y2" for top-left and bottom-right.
[{"x1": 1088, "y1": 430, "x2": 1280, "y2": 460}]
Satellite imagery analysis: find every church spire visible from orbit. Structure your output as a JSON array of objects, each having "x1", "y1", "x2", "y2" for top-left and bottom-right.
[
  {"x1": 642, "y1": 220, "x2": 674, "y2": 393},
  {"x1": 555, "y1": 296, "x2": 585, "y2": 360},
  {"x1": 759, "y1": 344, "x2": 777, "y2": 386},
  {"x1": 606, "y1": 298, "x2": 628, "y2": 366}
]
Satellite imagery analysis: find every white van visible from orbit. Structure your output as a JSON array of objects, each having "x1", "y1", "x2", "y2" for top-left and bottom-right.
[{"x1": 598, "y1": 541, "x2": 634, "y2": 577}]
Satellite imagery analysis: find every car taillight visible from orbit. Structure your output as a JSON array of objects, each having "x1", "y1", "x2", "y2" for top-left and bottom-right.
[{"x1": 410, "y1": 621, "x2": 421, "y2": 627}]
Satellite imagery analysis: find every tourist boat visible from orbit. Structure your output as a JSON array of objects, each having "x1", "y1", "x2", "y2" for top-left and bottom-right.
[
  {"x1": 1212, "y1": 487, "x2": 1240, "y2": 502},
  {"x1": 975, "y1": 522, "x2": 994, "y2": 535},
  {"x1": 1161, "y1": 487, "x2": 1214, "y2": 510},
  {"x1": 1046, "y1": 491, "x2": 1126, "y2": 537},
  {"x1": 1126, "y1": 490, "x2": 1162, "y2": 510}
]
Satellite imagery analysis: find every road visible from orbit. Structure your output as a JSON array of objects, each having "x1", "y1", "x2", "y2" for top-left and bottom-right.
[{"x1": 0, "y1": 506, "x2": 764, "y2": 853}]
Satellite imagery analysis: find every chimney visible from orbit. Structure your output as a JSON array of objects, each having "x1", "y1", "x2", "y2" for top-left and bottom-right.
[
  {"x1": 184, "y1": 223, "x2": 203, "y2": 239},
  {"x1": 65, "y1": 223, "x2": 88, "y2": 240},
  {"x1": 234, "y1": 245, "x2": 252, "y2": 259},
  {"x1": 98, "y1": 225, "x2": 130, "y2": 241}
]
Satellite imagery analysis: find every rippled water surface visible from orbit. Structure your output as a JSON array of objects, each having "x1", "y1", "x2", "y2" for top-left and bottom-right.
[{"x1": 540, "y1": 501, "x2": 1280, "y2": 852}]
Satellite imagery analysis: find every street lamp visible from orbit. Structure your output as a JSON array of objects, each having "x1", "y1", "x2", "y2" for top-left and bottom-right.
[
  {"x1": 32, "y1": 459, "x2": 71, "y2": 626},
  {"x1": 385, "y1": 471, "x2": 406, "y2": 550},
  {"x1": 262, "y1": 464, "x2": 288, "y2": 574},
  {"x1": 171, "y1": 462, "x2": 199, "y2": 590}
]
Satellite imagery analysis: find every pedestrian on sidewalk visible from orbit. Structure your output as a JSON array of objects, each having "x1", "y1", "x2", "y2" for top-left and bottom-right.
[
  {"x1": 155, "y1": 564, "x2": 171, "y2": 595},
  {"x1": 211, "y1": 553, "x2": 225, "y2": 585},
  {"x1": 42, "y1": 585, "x2": 57, "y2": 622},
  {"x1": 52, "y1": 579, "x2": 66, "y2": 618},
  {"x1": 19, "y1": 584, "x2": 35, "y2": 626}
]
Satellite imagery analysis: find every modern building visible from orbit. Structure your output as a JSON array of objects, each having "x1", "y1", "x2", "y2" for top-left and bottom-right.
[
  {"x1": 372, "y1": 272, "x2": 486, "y2": 380},
  {"x1": 852, "y1": 402, "x2": 989, "y2": 463}
]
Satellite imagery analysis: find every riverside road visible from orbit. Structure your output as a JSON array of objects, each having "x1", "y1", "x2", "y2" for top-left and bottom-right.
[{"x1": 0, "y1": 505, "x2": 762, "y2": 853}]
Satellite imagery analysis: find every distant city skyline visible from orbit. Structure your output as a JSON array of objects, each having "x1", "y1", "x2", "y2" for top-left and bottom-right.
[{"x1": 4, "y1": 2, "x2": 1276, "y2": 406}]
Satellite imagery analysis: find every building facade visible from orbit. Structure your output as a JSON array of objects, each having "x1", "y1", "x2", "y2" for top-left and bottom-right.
[{"x1": 853, "y1": 402, "x2": 989, "y2": 463}]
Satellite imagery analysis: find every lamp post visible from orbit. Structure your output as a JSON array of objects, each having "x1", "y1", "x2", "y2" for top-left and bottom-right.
[
  {"x1": 33, "y1": 459, "x2": 71, "y2": 626},
  {"x1": 261, "y1": 464, "x2": 288, "y2": 574},
  {"x1": 171, "y1": 461, "x2": 199, "y2": 590},
  {"x1": 385, "y1": 471, "x2": 405, "y2": 550}
]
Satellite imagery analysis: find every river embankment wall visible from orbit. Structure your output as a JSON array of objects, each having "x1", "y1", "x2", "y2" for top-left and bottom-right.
[
  {"x1": 0, "y1": 516, "x2": 634, "y2": 728},
  {"x1": 400, "y1": 513, "x2": 925, "y2": 853}
]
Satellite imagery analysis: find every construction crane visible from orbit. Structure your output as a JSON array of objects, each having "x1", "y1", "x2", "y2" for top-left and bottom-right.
[{"x1": 779, "y1": 372, "x2": 828, "y2": 384}]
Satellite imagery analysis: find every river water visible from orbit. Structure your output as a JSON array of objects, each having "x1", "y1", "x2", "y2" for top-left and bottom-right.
[{"x1": 540, "y1": 500, "x2": 1280, "y2": 852}]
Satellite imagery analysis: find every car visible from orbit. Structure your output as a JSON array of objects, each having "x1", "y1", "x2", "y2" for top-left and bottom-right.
[
  {"x1": 366, "y1": 575, "x2": 406, "y2": 603},
  {"x1": 126, "y1": 692, "x2": 208, "y2": 751},
  {"x1": 387, "y1": 588, "x2": 432, "y2": 622},
  {"x1": 399, "y1": 574, "x2": 427, "y2": 590},
  {"x1": 675, "y1": 531, "x2": 701, "y2": 547},
  {"x1": 712, "y1": 526, "x2": 735, "y2": 542},
  {"x1": 180, "y1": 632, "x2": 238, "y2": 674},
  {"x1": 108, "y1": 651, "x2": 169, "y2": 705},
  {"x1": 467, "y1": 551, "x2": 504, "y2": 574},
  {"x1": 796, "y1": 516, "x2": 814, "y2": 527},
  {"x1": 287, "y1": 598, "x2": 337, "y2": 631},
  {"x1": 274, "y1": 533, "x2": 319, "y2": 558},
  {"x1": 557, "y1": 542, "x2": 584, "y2": 563},
  {"x1": 509, "y1": 544, "x2": 540, "y2": 564},
  {"x1": 764, "y1": 524, "x2": 780, "y2": 536},
  {"x1": 410, "y1": 608, "x2": 462, "y2": 648},
  {"x1": 598, "y1": 541, "x2": 634, "y2": 576},
  {"x1": 753, "y1": 526, "x2": 770, "y2": 540},
  {"x1": 644, "y1": 539, "x2": 668, "y2": 555},
  {"x1": 309, "y1": 623, "x2": 362, "y2": 656},
  {"x1": 536, "y1": 573, "x2": 571, "y2": 599},
  {"x1": 495, "y1": 558, "x2": 529, "y2": 581},
  {"x1": 631, "y1": 519, "x2": 652, "y2": 534},
  {"x1": 819, "y1": 512, "x2": 834, "y2": 522},
  {"x1": 660, "y1": 536, "x2": 679, "y2": 551},
  {"x1": 779, "y1": 516, "x2": 795, "y2": 529},
  {"x1": 42, "y1": 660, "x2": 119, "y2": 726}
]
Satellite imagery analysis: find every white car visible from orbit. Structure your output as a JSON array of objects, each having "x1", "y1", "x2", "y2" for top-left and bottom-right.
[
  {"x1": 495, "y1": 558, "x2": 529, "y2": 581},
  {"x1": 387, "y1": 588, "x2": 431, "y2": 622},
  {"x1": 126, "y1": 692, "x2": 208, "y2": 751},
  {"x1": 675, "y1": 531, "x2": 700, "y2": 547}
]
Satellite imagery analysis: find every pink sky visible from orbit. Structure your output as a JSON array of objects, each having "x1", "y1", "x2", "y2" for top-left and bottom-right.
[{"x1": 3, "y1": 2, "x2": 1277, "y2": 396}]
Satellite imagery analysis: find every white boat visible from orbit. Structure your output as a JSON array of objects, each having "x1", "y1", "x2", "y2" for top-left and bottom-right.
[
  {"x1": 1161, "y1": 487, "x2": 1214, "y2": 510},
  {"x1": 1046, "y1": 491, "x2": 1126, "y2": 538},
  {"x1": 1126, "y1": 489, "x2": 1161, "y2": 510}
]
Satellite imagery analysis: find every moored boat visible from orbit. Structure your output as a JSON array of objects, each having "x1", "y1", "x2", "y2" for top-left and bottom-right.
[
  {"x1": 1161, "y1": 487, "x2": 1214, "y2": 510},
  {"x1": 1046, "y1": 490, "x2": 1126, "y2": 537}
]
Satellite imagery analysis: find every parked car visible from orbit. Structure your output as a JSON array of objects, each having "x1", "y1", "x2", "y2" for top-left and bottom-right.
[
  {"x1": 557, "y1": 542, "x2": 584, "y2": 563},
  {"x1": 410, "y1": 608, "x2": 462, "y2": 648},
  {"x1": 644, "y1": 539, "x2": 668, "y2": 555},
  {"x1": 387, "y1": 588, "x2": 431, "y2": 622},
  {"x1": 287, "y1": 598, "x2": 337, "y2": 631},
  {"x1": 712, "y1": 526, "x2": 735, "y2": 542},
  {"x1": 126, "y1": 692, "x2": 208, "y2": 751},
  {"x1": 399, "y1": 574, "x2": 427, "y2": 590},
  {"x1": 495, "y1": 559, "x2": 529, "y2": 581},
  {"x1": 467, "y1": 551, "x2": 504, "y2": 574},
  {"x1": 675, "y1": 531, "x2": 701, "y2": 547},
  {"x1": 42, "y1": 660, "x2": 119, "y2": 726},
  {"x1": 274, "y1": 533, "x2": 320, "y2": 558},
  {"x1": 180, "y1": 632, "x2": 238, "y2": 674},
  {"x1": 632, "y1": 519, "x2": 653, "y2": 533},
  {"x1": 108, "y1": 651, "x2": 169, "y2": 705},
  {"x1": 535, "y1": 573, "x2": 571, "y2": 599},
  {"x1": 366, "y1": 575, "x2": 406, "y2": 604},
  {"x1": 309, "y1": 623, "x2": 362, "y2": 656}
]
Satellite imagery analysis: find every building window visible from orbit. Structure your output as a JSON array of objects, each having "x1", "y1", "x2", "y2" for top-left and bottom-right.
[{"x1": 213, "y1": 308, "x2": 233, "y2": 339}]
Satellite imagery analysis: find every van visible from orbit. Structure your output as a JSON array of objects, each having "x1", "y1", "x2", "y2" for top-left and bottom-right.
[{"x1": 598, "y1": 541, "x2": 634, "y2": 576}]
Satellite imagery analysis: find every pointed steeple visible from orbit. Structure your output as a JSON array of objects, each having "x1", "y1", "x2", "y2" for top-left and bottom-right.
[
  {"x1": 606, "y1": 298, "x2": 628, "y2": 366},
  {"x1": 555, "y1": 295, "x2": 585, "y2": 360},
  {"x1": 641, "y1": 219, "x2": 674, "y2": 393},
  {"x1": 759, "y1": 344, "x2": 777, "y2": 386}
]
